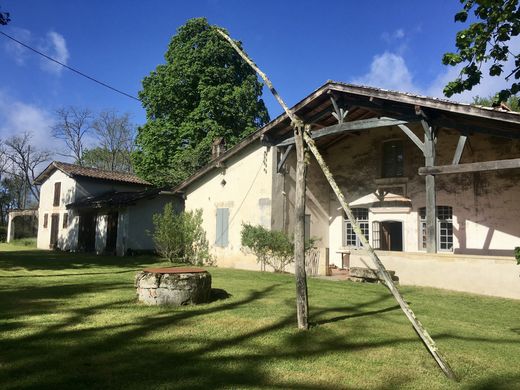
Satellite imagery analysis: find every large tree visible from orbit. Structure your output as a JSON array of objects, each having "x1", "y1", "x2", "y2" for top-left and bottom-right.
[
  {"x1": 133, "y1": 18, "x2": 269, "y2": 186},
  {"x1": 443, "y1": 0, "x2": 520, "y2": 103},
  {"x1": 52, "y1": 106, "x2": 93, "y2": 165}
]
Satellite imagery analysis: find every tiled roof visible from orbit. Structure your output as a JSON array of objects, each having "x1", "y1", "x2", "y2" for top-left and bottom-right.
[{"x1": 34, "y1": 161, "x2": 152, "y2": 186}]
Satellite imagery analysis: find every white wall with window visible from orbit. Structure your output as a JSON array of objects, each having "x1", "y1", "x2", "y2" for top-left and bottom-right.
[{"x1": 418, "y1": 206, "x2": 453, "y2": 252}]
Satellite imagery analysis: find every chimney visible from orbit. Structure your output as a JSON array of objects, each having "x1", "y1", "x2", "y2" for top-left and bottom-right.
[{"x1": 212, "y1": 137, "x2": 226, "y2": 160}]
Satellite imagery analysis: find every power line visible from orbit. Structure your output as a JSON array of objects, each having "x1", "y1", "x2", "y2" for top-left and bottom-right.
[{"x1": 0, "y1": 30, "x2": 141, "y2": 102}]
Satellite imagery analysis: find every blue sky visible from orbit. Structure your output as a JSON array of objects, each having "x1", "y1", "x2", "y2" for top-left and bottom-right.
[{"x1": 0, "y1": 0, "x2": 516, "y2": 155}]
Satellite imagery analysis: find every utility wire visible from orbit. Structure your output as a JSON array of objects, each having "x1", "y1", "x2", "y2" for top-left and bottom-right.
[{"x1": 0, "y1": 30, "x2": 141, "y2": 102}]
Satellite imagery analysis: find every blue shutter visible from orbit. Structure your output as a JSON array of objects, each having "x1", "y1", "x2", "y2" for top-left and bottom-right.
[{"x1": 216, "y1": 208, "x2": 229, "y2": 247}]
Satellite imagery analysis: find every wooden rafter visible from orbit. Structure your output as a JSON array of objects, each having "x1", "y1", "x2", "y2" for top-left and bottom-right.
[{"x1": 419, "y1": 157, "x2": 520, "y2": 175}]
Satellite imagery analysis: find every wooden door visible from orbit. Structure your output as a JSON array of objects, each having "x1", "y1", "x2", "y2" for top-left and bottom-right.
[
  {"x1": 105, "y1": 212, "x2": 118, "y2": 253},
  {"x1": 50, "y1": 213, "x2": 59, "y2": 249},
  {"x1": 78, "y1": 213, "x2": 96, "y2": 252}
]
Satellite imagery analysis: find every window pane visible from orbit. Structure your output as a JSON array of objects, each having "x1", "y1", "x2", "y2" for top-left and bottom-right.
[{"x1": 382, "y1": 140, "x2": 404, "y2": 178}]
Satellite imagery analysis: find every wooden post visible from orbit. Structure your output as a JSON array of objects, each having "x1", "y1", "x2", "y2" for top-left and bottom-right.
[
  {"x1": 294, "y1": 124, "x2": 309, "y2": 329},
  {"x1": 423, "y1": 122, "x2": 437, "y2": 253},
  {"x1": 303, "y1": 131, "x2": 456, "y2": 380},
  {"x1": 215, "y1": 28, "x2": 309, "y2": 330}
]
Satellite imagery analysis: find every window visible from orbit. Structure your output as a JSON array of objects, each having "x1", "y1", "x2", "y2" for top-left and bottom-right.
[
  {"x1": 215, "y1": 208, "x2": 229, "y2": 247},
  {"x1": 343, "y1": 208, "x2": 369, "y2": 248},
  {"x1": 62, "y1": 213, "x2": 69, "y2": 229},
  {"x1": 53, "y1": 182, "x2": 61, "y2": 206},
  {"x1": 382, "y1": 140, "x2": 404, "y2": 178},
  {"x1": 419, "y1": 206, "x2": 453, "y2": 251},
  {"x1": 43, "y1": 213, "x2": 48, "y2": 228}
]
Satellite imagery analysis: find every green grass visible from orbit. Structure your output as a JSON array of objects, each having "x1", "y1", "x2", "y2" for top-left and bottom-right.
[
  {"x1": 0, "y1": 250, "x2": 519, "y2": 389},
  {"x1": 0, "y1": 237, "x2": 37, "y2": 251}
]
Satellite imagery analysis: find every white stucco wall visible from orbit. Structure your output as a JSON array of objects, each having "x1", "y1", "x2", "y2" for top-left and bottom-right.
[
  {"x1": 37, "y1": 170, "x2": 78, "y2": 250},
  {"x1": 184, "y1": 144, "x2": 274, "y2": 269},
  {"x1": 349, "y1": 251, "x2": 520, "y2": 299},
  {"x1": 124, "y1": 194, "x2": 181, "y2": 254}
]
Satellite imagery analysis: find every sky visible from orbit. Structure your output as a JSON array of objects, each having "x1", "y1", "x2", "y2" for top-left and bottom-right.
[{"x1": 0, "y1": 0, "x2": 517, "y2": 157}]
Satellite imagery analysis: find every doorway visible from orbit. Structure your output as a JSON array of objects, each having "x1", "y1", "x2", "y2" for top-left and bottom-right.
[
  {"x1": 50, "y1": 213, "x2": 59, "y2": 249},
  {"x1": 105, "y1": 212, "x2": 118, "y2": 253},
  {"x1": 78, "y1": 213, "x2": 96, "y2": 252},
  {"x1": 374, "y1": 221, "x2": 403, "y2": 251}
]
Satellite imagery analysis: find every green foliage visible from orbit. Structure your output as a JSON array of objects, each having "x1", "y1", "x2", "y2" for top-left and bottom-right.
[
  {"x1": 0, "y1": 6, "x2": 10, "y2": 25},
  {"x1": 0, "y1": 225, "x2": 6, "y2": 242},
  {"x1": 152, "y1": 204, "x2": 213, "y2": 265},
  {"x1": 472, "y1": 94, "x2": 520, "y2": 111},
  {"x1": 82, "y1": 147, "x2": 133, "y2": 173},
  {"x1": 443, "y1": 0, "x2": 520, "y2": 103},
  {"x1": 515, "y1": 247, "x2": 520, "y2": 264},
  {"x1": 133, "y1": 18, "x2": 270, "y2": 186},
  {"x1": 241, "y1": 224, "x2": 316, "y2": 273}
]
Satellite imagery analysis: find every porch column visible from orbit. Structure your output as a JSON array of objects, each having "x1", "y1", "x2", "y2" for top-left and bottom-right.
[{"x1": 423, "y1": 122, "x2": 437, "y2": 253}]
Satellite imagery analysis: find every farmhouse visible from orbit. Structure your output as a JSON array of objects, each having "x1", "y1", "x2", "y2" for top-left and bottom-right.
[
  {"x1": 175, "y1": 81, "x2": 520, "y2": 299},
  {"x1": 34, "y1": 161, "x2": 181, "y2": 255}
]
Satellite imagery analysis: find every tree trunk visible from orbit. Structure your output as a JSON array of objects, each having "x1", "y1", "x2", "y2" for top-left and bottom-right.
[{"x1": 294, "y1": 125, "x2": 309, "y2": 330}]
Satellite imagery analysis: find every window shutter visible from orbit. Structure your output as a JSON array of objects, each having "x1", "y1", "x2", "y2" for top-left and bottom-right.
[
  {"x1": 372, "y1": 221, "x2": 381, "y2": 249},
  {"x1": 63, "y1": 213, "x2": 68, "y2": 228},
  {"x1": 53, "y1": 182, "x2": 61, "y2": 206},
  {"x1": 216, "y1": 208, "x2": 229, "y2": 247},
  {"x1": 43, "y1": 213, "x2": 48, "y2": 228}
]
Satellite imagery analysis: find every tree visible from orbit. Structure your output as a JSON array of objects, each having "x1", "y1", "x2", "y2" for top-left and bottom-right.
[
  {"x1": 473, "y1": 94, "x2": 520, "y2": 110},
  {"x1": 52, "y1": 107, "x2": 93, "y2": 165},
  {"x1": 87, "y1": 110, "x2": 135, "y2": 172},
  {"x1": 5, "y1": 132, "x2": 51, "y2": 205},
  {"x1": 0, "y1": 6, "x2": 10, "y2": 25},
  {"x1": 443, "y1": 0, "x2": 520, "y2": 103},
  {"x1": 133, "y1": 17, "x2": 269, "y2": 186}
]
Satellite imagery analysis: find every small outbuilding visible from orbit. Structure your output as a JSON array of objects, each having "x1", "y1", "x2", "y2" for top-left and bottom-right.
[{"x1": 34, "y1": 161, "x2": 182, "y2": 255}]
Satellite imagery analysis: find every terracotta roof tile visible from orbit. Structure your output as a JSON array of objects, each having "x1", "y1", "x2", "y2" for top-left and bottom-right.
[{"x1": 34, "y1": 161, "x2": 152, "y2": 186}]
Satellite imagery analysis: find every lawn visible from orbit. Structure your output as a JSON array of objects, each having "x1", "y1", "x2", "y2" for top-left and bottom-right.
[{"x1": 0, "y1": 246, "x2": 519, "y2": 389}]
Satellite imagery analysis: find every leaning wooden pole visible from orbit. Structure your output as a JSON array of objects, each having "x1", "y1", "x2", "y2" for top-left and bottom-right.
[
  {"x1": 303, "y1": 131, "x2": 457, "y2": 380},
  {"x1": 216, "y1": 28, "x2": 456, "y2": 378},
  {"x1": 216, "y1": 28, "x2": 309, "y2": 329}
]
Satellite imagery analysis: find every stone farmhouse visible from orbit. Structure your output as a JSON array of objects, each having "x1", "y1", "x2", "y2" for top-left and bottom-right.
[
  {"x1": 174, "y1": 81, "x2": 520, "y2": 299},
  {"x1": 34, "y1": 161, "x2": 181, "y2": 255}
]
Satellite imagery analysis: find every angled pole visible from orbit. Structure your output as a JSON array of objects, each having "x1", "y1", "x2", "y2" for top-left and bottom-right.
[
  {"x1": 216, "y1": 28, "x2": 309, "y2": 329},
  {"x1": 216, "y1": 27, "x2": 456, "y2": 379}
]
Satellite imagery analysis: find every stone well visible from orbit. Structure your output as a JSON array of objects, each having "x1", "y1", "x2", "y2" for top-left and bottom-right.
[{"x1": 135, "y1": 267, "x2": 211, "y2": 306}]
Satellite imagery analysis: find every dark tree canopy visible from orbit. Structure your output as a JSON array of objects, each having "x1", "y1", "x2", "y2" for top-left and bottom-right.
[
  {"x1": 0, "y1": 6, "x2": 9, "y2": 25},
  {"x1": 443, "y1": 0, "x2": 520, "y2": 103},
  {"x1": 133, "y1": 18, "x2": 270, "y2": 186}
]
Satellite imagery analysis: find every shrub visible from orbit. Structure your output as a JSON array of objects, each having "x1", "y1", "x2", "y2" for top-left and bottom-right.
[
  {"x1": 152, "y1": 204, "x2": 213, "y2": 266},
  {"x1": 0, "y1": 225, "x2": 6, "y2": 242},
  {"x1": 241, "y1": 224, "x2": 316, "y2": 273},
  {"x1": 515, "y1": 247, "x2": 520, "y2": 265}
]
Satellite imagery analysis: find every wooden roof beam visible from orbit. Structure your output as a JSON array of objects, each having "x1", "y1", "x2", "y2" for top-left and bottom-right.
[
  {"x1": 419, "y1": 158, "x2": 520, "y2": 175},
  {"x1": 275, "y1": 117, "x2": 417, "y2": 147}
]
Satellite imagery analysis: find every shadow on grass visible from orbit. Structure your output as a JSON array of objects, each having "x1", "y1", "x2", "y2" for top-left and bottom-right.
[
  {"x1": 1, "y1": 251, "x2": 519, "y2": 389},
  {"x1": 0, "y1": 249, "x2": 160, "y2": 271}
]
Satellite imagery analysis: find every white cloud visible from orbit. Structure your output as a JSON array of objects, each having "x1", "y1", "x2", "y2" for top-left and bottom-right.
[
  {"x1": 2, "y1": 28, "x2": 69, "y2": 76},
  {"x1": 354, "y1": 36, "x2": 520, "y2": 103},
  {"x1": 38, "y1": 31, "x2": 69, "y2": 75},
  {"x1": 2, "y1": 27, "x2": 32, "y2": 65},
  {"x1": 352, "y1": 52, "x2": 418, "y2": 93},
  {"x1": 381, "y1": 28, "x2": 405, "y2": 43},
  {"x1": 0, "y1": 90, "x2": 58, "y2": 153}
]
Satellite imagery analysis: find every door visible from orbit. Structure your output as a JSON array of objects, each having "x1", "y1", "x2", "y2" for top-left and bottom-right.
[
  {"x1": 105, "y1": 212, "x2": 118, "y2": 253},
  {"x1": 50, "y1": 213, "x2": 60, "y2": 249},
  {"x1": 373, "y1": 221, "x2": 403, "y2": 251},
  {"x1": 78, "y1": 213, "x2": 96, "y2": 252}
]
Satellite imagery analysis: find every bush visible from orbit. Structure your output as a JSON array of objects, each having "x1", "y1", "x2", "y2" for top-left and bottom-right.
[
  {"x1": 515, "y1": 247, "x2": 520, "y2": 265},
  {"x1": 0, "y1": 225, "x2": 6, "y2": 242},
  {"x1": 152, "y1": 204, "x2": 213, "y2": 266},
  {"x1": 241, "y1": 224, "x2": 316, "y2": 273}
]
